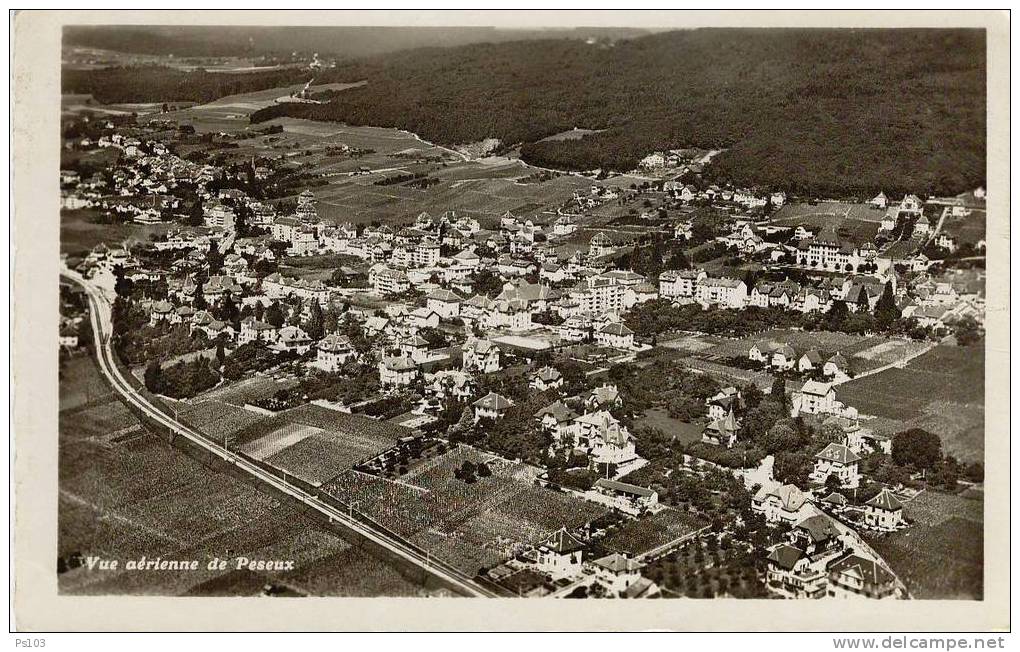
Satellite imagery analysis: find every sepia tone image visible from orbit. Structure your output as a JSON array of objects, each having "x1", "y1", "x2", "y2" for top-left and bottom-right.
[{"x1": 54, "y1": 18, "x2": 990, "y2": 605}]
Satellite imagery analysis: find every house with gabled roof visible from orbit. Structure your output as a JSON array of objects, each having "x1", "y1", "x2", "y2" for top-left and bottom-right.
[
  {"x1": 314, "y1": 334, "x2": 356, "y2": 372},
  {"x1": 425, "y1": 288, "x2": 462, "y2": 319},
  {"x1": 589, "y1": 479, "x2": 658, "y2": 515},
  {"x1": 534, "y1": 399, "x2": 578, "y2": 443},
  {"x1": 530, "y1": 366, "x2": 564, "y2": 392},
  {"x1": 462, "y1": 338, "x2": 501, "y2": 374},
  {"x1": 863, "y1": 488, "x2": 905, "y2": 531},
  {"x1": 752, "y1": 483, "x2": 812, "y2": 524},
  {"x1": 595, "y1": 321, "x2": 635, "y2": 350},
  {"x1": 765, "y1": 543, "x2": 826, "y2": 599},
  {"x1": 826, "y1": 553, "x2": 899, "y2": 599},
  {"x1": 811, "y1": 443, "x2": 862, "y2": 489},
  {"x1": 587, "y1": 553, "x2": 648, "y2": 596},
  {"x1": 535, "y1": 528, "x2": 585, "y2": 579},
  {"x1": 702, "y1": 411, "x2": 738, "y2": 448},
  {"x1": 473, "y1": 391, "x2": 513, "y2": 422}
]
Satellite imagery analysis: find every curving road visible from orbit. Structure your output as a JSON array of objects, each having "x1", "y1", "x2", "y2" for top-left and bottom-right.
[{"x1": 62, "y1": 269, "x2": 498, "y2": 598}]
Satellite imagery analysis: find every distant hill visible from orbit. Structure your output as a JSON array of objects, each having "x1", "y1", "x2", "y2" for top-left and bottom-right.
[
  {"x1": 63, "y1": 25, "x2": 651, "y2": 59},
  {"x1": 248, "y1": 28, "x2": 986, "y2": 197}
]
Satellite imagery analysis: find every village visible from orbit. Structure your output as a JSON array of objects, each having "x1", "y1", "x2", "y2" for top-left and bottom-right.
[{"x1": 58, "y1": 101, "x2": 986, "y2": 601}]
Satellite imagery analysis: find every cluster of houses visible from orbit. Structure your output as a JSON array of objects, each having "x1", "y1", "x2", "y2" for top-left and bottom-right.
[
  {"x1": 752, "y1": 477, "x2": 906, "y2": 600},
  {"x1": 65, "y1": 117, "x2": 982, "y2": 603},
  {"x1": 486, "y1": 527, "x2": 659, "y2": 598}
]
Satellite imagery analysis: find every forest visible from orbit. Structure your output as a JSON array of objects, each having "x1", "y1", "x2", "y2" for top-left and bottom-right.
[
  {"x1": 65, "y1": 28, "x2": 986, "y2": 196},
  {"x1": 254, "y1": 28, "x2": 987, "y2": 196},
  {"x1": 61, "y1": 65, "x2": 313, "y2": 105}
]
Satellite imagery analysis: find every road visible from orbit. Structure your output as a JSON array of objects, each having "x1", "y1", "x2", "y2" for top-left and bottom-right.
[{"x1": 62, "y1": 269, "x2": 498, "y2": 598}]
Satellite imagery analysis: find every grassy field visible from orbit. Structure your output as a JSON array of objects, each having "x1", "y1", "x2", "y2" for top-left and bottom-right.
[
  {"x1": 836, "y1": 343, "x2": 984, "y2": 462},
  {"x1": 61, "y1": 209, "x2": 171, "y2": 257},
  {"x1": 636, "y1": 408, "x2": 704, "y2": 445},
  {"x1": 773, "y1": 201, "x2": 888, "y2": 224},
  {"x1": 865, "y1": 489, "x2": 983, "y2": 599},
  {"x1": 58, "y1": 352, "x2": 421, "y2": 596},
  {"x1": 702, "y1": 329, "x2": 930, "y2": 374}
]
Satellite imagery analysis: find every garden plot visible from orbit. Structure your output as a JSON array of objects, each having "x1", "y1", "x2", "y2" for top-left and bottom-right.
[
  {"x1": 320, "y1": 447, "x2": 610, "y2": 573},
  {"x1": 241, "y1": 422, "x2": 322, "y2": 460},
  {"x1": 601, "y1": 508, "x2": 707, "y2": 557}
]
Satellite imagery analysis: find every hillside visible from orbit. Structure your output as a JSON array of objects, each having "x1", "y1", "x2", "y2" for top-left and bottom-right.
[
  {"x1": 63, "y1": 28, "x2": 986, "y2": 196},
  {"x1": 63, "y1": 25, "x2": 650, "y2": 59},
  {"x1": 250, "y1": 28, "x2": 986, "y2": 196}
]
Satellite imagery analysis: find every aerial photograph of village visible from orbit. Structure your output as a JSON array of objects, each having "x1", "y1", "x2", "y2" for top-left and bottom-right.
[{"x1": 57, "y1": 23, "x2": 987, "y2": 601}]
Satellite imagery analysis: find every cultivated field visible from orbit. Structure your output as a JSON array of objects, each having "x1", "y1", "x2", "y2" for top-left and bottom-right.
[
  {"x1": 773, "y1": 201, "x2": 888, "y2": 224},
  {"x1": 865, "y1": 489, "x2": 983, "y2": 599},
  {"x1": 58, "y1": 351, "x2": 421, "y2": 596},
  {"x1": 231, "y1": 404, "x2": 408, "y2": 485},
  {"x1": 320, "y1": 446, "x2": 609, "y2": 575},
  {"x1": 836, "y1": 344, "x2": 984, "y2": 462},
  {"x1": 600, "y1": 508, "x2": 707, "y2": 557},
  {"x1": 195, "y1": 376, "x2": 299, "y2": 407}
]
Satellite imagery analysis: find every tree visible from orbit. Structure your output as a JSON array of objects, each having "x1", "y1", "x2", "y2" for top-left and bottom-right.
[
  {"x1": 826, "y1": 300, "x2": 849, "y2": 330},
  {"x1": 824, "y1": 473, "x2": 842, "y2": 493},
  {"x1": 305, "y1": 301, "x2": 324, "y2": 340},
  {"x1": 954, "y1": 315, "x2": 982, "y2": 346},
  {"x1": 891, "y1": 428, "x2": 943, "y2": 471},
  {"x1": 192, "y1": 282, "x2": 207, "y2": 309},
  {"x1": 143, "y1": 360, "x2": 163, "y2": 394},
  {"x1": 215, "y1": 339, "x2": 226, "y2": 367},
  {"x1": 770, "y1": 376, "x2": 788, "y2": 407},
  {"x1": 265, "y1": 301, "x2": 285, "y2": 328},
  {"x1": 873, "y1": 280, "x2": 901, "y2": 328}
]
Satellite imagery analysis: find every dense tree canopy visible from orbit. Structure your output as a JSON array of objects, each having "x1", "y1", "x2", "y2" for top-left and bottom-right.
[{"x1": 246, "y1": 28, "x2": 985, "y2": 196}]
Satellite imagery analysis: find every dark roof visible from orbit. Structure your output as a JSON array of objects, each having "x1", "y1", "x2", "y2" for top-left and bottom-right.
[
  {"x1": 767, "y1": 544, "x2": 805, "y2": 571},
  {"x1": 827, "y1": 554, "x2": 895, "y2": 587},
  {"x1": 543, "y1": 528, "x2": 584, "y2": 554},
  {"x1": 865, "y1": 488, "x2": 903, "y2": 511},
  {"x1": 795, "y1": 514, "x2": 841, "y2": 544},
  {"x1": 593, "y1": 478, "x2": 656, "y2": 498}
]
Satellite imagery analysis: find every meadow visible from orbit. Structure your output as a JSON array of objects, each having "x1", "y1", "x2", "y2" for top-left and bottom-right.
[
  {"x1": 865, "y1": 489, "x2": 984, "y2": 599},
  {"x1": 836, "y1": 344, "x2": 985, "y2": 462}
]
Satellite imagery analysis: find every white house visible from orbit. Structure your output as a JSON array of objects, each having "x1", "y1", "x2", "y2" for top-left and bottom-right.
[
  {"x1": 462, "y1": 338, "x2": 501, "y2": 374},
  {"x1": 863, "y1": 488, "x2": 905, "y2": 531},
  {"x1": 595, "y1": 322, "x2": 635, "y2": 350},
  {"x1": 811, "y1": 443, "x2": 862, "y2": 489},
  {"x1": 535, "y1": 528, "x2": 585, "y2": 580},
  {"x1": 379, "y1": 356, "x2": 418, "y2": 388},
  {"x1": 426, "y1": 289, "x2": 462, "y2": 320},
  {"x1": 472, "y1": 391, "x2": 512, "y2": 422},
  {"x1": 314, "y1": 334, "x2": 356, "y2": 372}
]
